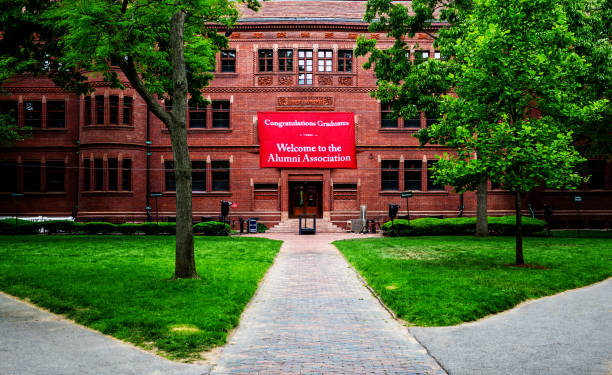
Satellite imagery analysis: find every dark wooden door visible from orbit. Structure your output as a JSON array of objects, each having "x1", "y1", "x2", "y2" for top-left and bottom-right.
[{"x1": 289, "y1": 182, "x2": 322, "y2": 218}]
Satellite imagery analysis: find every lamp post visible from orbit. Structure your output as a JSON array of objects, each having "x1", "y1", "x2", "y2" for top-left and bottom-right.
[
  {"x1": 150, "y1": 192, "x2": 163, "y2": 224},
  {"x1": 11, "y1": 192, "x2": 24, "y2": 233}
]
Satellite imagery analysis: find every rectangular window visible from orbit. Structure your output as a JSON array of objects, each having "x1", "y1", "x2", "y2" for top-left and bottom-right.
[
  {"x1": 94, "y1": 158, "x2": 103, "y2": 190},
  {"x1": 404, "y1": 160, "x2": 422, "y2": 190},
  {"x1": 122, "y1": 159, "x2": 131, "y2": 191},
  {"x1": 587, "y1": 160, "x2": 606, "y2": 189},
  {"x1": 95, "y1": 96, "x2": 104, "y2": 124},
  {"x1": 258, "y1": 49, "x2": 273, "y2": 72},
  {"x1": 46, "y1": 101, "x2": 66, "y2": 128},
  {"x1": 165, "y1": 99, "x2": 172, "y2": 112},
  {"x1": 0, "y1": 101, "x2": 19, "y2": 126},
  {"x1": 46, "y1": 161, "x2": 65, "y2": 192},
  {"x1": 84, "y1": 96, "x2": 92, "y2": 125},
  {"x1": 188, "y1": 102, "x2": 207, "y2": 128},
  {"x1": 334, "y1": 183, "x2": 357, "y2": 191},
  {"x1": 415, "y1": 50, "x2": 430, "y2": 65},
  {"x1": 212, "y1": 100, "x2": 230, "y2": 128},
  {"x1": 83, "y1": 158, "x2": 91, "y2": 190},
  {"x1": 192, "y1": 161, "x2": 206, "y2": 191},
  {"x1": 405, "y1": 116, "x2": 421, "y2": 128},
  {"x1": 434, "y1": 51, "x2": 441, "y2": 60},
  {"x1": 426, "y1": 117, "x2": 439, "y2": 127},
  {"x1": 0, "y1": 161, "x2": 18, "y2": 192},
  {"x1": 123, "y1": 96, "x2": 132, "y2": 125},
  {"x1": 338, "y1": 50, "x2": 353, "y2": 72},
  {"x1": 108, "y1": 157, "x2": 118, "y2": 191},
  {"x1": 109, "y1": 95, "x2": 119, "y2": 124},
  {"x1": 23, "y1": 161, "x2": 41, "y2": 192},
  {"x1": 212, "y1": 161, "x2": 230, "y2": 191},
  {"x1": 381, "y1": 160, "x2": 399, "y2": 191},
  {"x1": 278, "y1": 49, "x2": 293, "y2": 72},
  {"x1": 381, "y1": 104, "x2": 398, "y2": 128},
  {"x1": 164, "y1": 161, "x2": 175, "y2": 191},
  {"x1": 220, "y1": 50, "x2": 236, "y2": 72},
  {"x1": 254, "y1": 183, "x2": 278, "y2": 191},
  {"x1": 298, "y1": 50, "x2": 313, "y2": 85},
  {"x1": 317, "y1": 50, "x2": 333, "y2": 72},
  {"x1": 24, "y1": 101, "x2": 42, "y2": 128},
  {"x1": 427, "y1": 160, "x2": 444, "y2": 190}
]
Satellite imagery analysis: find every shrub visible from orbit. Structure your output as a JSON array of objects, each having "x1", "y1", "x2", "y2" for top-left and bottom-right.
[
  {"x1": 257, "y1": 223, "x2": 268, "y2": 233},
  {"x1": 0, "y1": 218, "x2": 41, "y2": 234},
  {"x1": 80, "y1": 222, "x2": 117, "y2": 234},
  {"x1": 43, "y1": 220, "x2": 76, "y2": 234},
  {"x1": 116, "y1": 223, "x2": 143, "y2": 235},
  {"x1": 382, "y1": 216, "x2": 546, "y2": 236},
  {"x1": 193, "y1": 221, "x2": 230, "y2": 236}
]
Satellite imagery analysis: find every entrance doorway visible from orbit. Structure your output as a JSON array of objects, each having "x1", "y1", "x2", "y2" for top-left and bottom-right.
[{"x1": 289, "y1": 181, "x2": 322, "y2": 218}]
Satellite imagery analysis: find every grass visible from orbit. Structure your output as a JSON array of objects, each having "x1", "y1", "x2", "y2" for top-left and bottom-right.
[
  {"x1": 334, "y1": 236, "x2": 612, "y2": 326},
  {"x1": 0, "y1": 235, "x2": 281, "y2": 361}
]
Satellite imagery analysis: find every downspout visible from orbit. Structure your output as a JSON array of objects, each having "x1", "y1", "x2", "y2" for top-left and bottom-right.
[
  {"x1": 146, "y1": 103, "x2": 151, "y2": 221},
  {"x1": 73, "y1": 96, "x2": 81, "y2": 219}
]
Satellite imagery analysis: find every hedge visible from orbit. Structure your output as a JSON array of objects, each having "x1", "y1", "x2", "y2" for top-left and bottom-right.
[
  {"x1": 382, "y1": 216, "x2": 546, "y2": 236},
  {"x1": 0, "y1": 218, "x2": 41, "y2": 234},
  {"x1": 193, "y1": 221, "x2": 230, "y2": 236}
]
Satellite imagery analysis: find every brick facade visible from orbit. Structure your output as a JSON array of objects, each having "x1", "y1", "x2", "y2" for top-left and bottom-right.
[{"x1": 1, "y1": 1, "x2": 610, "y2": 229}]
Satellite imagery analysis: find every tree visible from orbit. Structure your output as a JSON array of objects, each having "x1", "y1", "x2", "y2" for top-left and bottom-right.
[
  {"x1": 1, "y1": 0, "x2": 259, "y2": 278},
  {"x1": 356, "y1": 0, "x2": 494, "y2": 236}
]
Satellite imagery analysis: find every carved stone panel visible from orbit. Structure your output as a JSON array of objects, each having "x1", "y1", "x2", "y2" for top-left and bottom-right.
[
  {"x1": 278, "y1": 75, "x2": 294, "y2": 86},
  {"x1": 338, "y1": 76, "x2": 353, "y2": 86},
  {"x1": 318, "y1": 76, "x2": 333, "y2": 86},
  {"x1": 258, "y1": 76, "x2": 273, "y2": 86},
  {"x1": 276, "y1": 96, "x2": 334, "y2": 111}
]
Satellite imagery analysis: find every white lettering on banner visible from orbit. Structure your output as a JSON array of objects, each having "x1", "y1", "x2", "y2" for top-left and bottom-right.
[
  {"x1": 264, "y1": 119, "x2": 350, "y2": 128},
  {"x1": 266, "y1": 153, "x2": 351, "y2": 163},
  {"x1": 276, "y1": 144, "x2": 317, "y2": 153}
]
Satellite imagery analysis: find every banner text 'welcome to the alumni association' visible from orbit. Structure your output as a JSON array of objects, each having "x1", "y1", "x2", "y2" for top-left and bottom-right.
[{"x1": 258, "y1": 112, "x2": 356, "y2": 169}]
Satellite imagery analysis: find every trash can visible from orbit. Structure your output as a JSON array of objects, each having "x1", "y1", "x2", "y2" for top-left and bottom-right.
[{"x1": 248, "y1": 218, "x2": 258, "y2": 233}]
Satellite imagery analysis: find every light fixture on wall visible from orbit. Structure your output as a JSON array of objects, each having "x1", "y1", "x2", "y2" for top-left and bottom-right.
[{"x1": 368, "y1": 153, "x2": 374, "y2": 160}]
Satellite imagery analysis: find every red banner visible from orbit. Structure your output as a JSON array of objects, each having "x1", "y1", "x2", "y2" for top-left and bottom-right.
[{"x1": 258, "y1": 112, "x2": 356, "y2": 168}]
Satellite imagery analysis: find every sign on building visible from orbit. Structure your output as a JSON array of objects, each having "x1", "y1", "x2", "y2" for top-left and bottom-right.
[{"x1": 258, "y1": 112, "x2": 357, "y2": 169}]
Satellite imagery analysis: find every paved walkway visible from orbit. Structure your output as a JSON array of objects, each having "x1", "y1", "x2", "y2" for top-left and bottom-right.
[
  {"x1": 410, "y1": 278, "x2": 612, "y2": 375},
  {"x1": 210, "y1": 233, "x2": 446, "y2": 375}
]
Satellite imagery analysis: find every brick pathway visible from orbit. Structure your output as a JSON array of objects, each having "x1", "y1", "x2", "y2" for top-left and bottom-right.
[{"x1": 210, "y1": 233, "x2": 446, "y2": 375}]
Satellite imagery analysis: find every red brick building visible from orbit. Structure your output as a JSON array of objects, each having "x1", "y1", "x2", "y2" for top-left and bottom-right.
[{"x1": 1, "y1": 1, "x2": 610, "y2": 229}]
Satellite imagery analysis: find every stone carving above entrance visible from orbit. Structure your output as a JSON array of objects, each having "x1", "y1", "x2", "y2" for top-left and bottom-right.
[{"x1": 276, "y1": 96, "x2": 334, "y2": 111}]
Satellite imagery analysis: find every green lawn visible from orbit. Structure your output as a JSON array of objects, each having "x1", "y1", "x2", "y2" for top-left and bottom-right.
[
  {"x1": 0, "y1": 235, "x2": 281, "y2": 360},
  {"x1": 334, "y1": 236, "x2": 612, "y2": 326}
]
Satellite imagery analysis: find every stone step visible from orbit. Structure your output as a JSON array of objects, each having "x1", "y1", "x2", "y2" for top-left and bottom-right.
[{"x1": 267, "y1": 219, "x2": 345, "y2": 233}]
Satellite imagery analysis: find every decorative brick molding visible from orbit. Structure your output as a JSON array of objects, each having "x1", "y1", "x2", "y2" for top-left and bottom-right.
[
  {"x1": 276, "y1": 32, "x2": 287, "y2": 38},
  {"x1": 300, "y1": 32, "x2": 310, "y2": 38},
  {"x1": 278, "y1": 75, "x2": 294, "y2": 86},
  {"x1": 338, "y1": 76, "x2": 353, "y2": 86},
  {"x1": 257, "y1": 76, "x2": 273, "y2": 86},
  {"x1": 325, "y1": 32, "x2": 334, "y2": 39},
  {"x1": 276, "y1": 96, "x2": 334, "y2": 111},
  {"x1": 348, "y1": 33, "x2": 358, "y2": 39},
  {"x1": 253, "y1": 32, "x2": 264, "y2": 39},
  {"x1": 318, "y1": 76, "x2": 333, "y2": 86},
  {"x1": 230, "y1": 33, "x2": 241, "y2": 39}
]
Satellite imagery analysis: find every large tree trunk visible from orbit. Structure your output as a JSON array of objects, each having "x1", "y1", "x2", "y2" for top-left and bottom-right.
[
  {"x1": 475, "y1": 176, "x2": 488, "y2": 237},
  {"x1": 515, "y1": 191, "x2": 524, "y2": 265},
  {"x1": 169, "y1": 10, "x2": 198, "y2": 279}
]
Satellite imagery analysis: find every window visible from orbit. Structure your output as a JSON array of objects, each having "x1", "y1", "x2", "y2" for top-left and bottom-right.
[
  {"x1": 94, "y1": 158, "x2": 103, "y2": 190},
  {"x1": 122, "y1": 159, "x2": 131, "y2": 191},
  {"x1": 24, "y1": 101, "x2": 42, "y2": 128},
  {"x1": 414, "y1": 50, "x2": 430, "y2": 65},
  {"x1": 434, "y1": 51, "x2": 441, "y2": 60},
  {"x1": 109, "y1": 95, "x2": 119, "y2": 124},
  {"x1": 427, "y1": 160, "x2": 444, "y2": 190},
  {"x1": 0, "y1": 101, "x2": 19, "y2": 126},
  {"x1": 220, "y1": 50, "x2": 236, "y2": 72},
  {"x1": 426, "y1": 116, "x2": 439, "y2": 127},
  {"x1": 95, "y1": 96, "x2": 104, "y2": 124},
  {"x1": 212, "y1": 101, "x2": 230, "y2": 128},
  {"x1": 108, "y1": 157, "x2": 118, "y2": 191},
  {"x1": 192, "y1": 161, "x2": 206, "y2": 191},
  {"x1": 278, "y1": 49, "x2": 293, "y2": 72},
  {"x1": 188, "y1": 102, "x2": 207, "y2": 128},
  {"x1": 46, "y1": 161, "x2": 65, "y2": 192},
  {"x1": 405, "y1": 115, "x2": 421, "y2": 128},
  {"x1": 404, "y1": 160, "x2": 422, "y2": 190},
  {"x1": 258, "y1": 49, "x2": 273, "y2": 72},
  {"x1": 0, "y1": 161, "x2": 18, "y2": 192},
  {"x1": 334, "y1": 183, "x2": 357, "y2": 190},
  {"x1": 381, "y1": 160, "x2": 399, "y2": 191},
  {"x1": 254, "y1": 183, "x2": 278, "y2": 191},
  {"x1": 212, "y1": 161, "x2": 230, "y2": 191},
  {"x1": 83, "y1": 158, "x2": 91, "y2": 190},
  {"x1": 23, "y1": 161, "x2": 41, "y2": 191},
  {"x1": 123, "y1": 97, "x2": 132, "y2": 125},
  {"x1": 165, "y1": 99, "x2": 172, "y2": 112},
  {"x1": 317, "y1": 50, "x2": 332, "y2": 72},
  {"x1": 298, "y1": 50, "x2": 313, "y2": 85},
  {"x1": 381, "y1": 104, "x2": 398, "y2": 128},
  {"x1": 338, "y1": 50, "x2": 353, "y2": 72},
  {"x1": 164, "y1": 161, "x2": 175, "y2": 191},
  {"x1": 84, "y1": 97, "x2": 92, "y2": 125},
  {"x1": 587, "y1": 160, "x2": 606, "y2": 189}
]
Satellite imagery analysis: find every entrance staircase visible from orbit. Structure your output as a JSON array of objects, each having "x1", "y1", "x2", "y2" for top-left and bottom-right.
[{"x1": 267, "y1": 218, "x2": 346, "y2": 233}]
